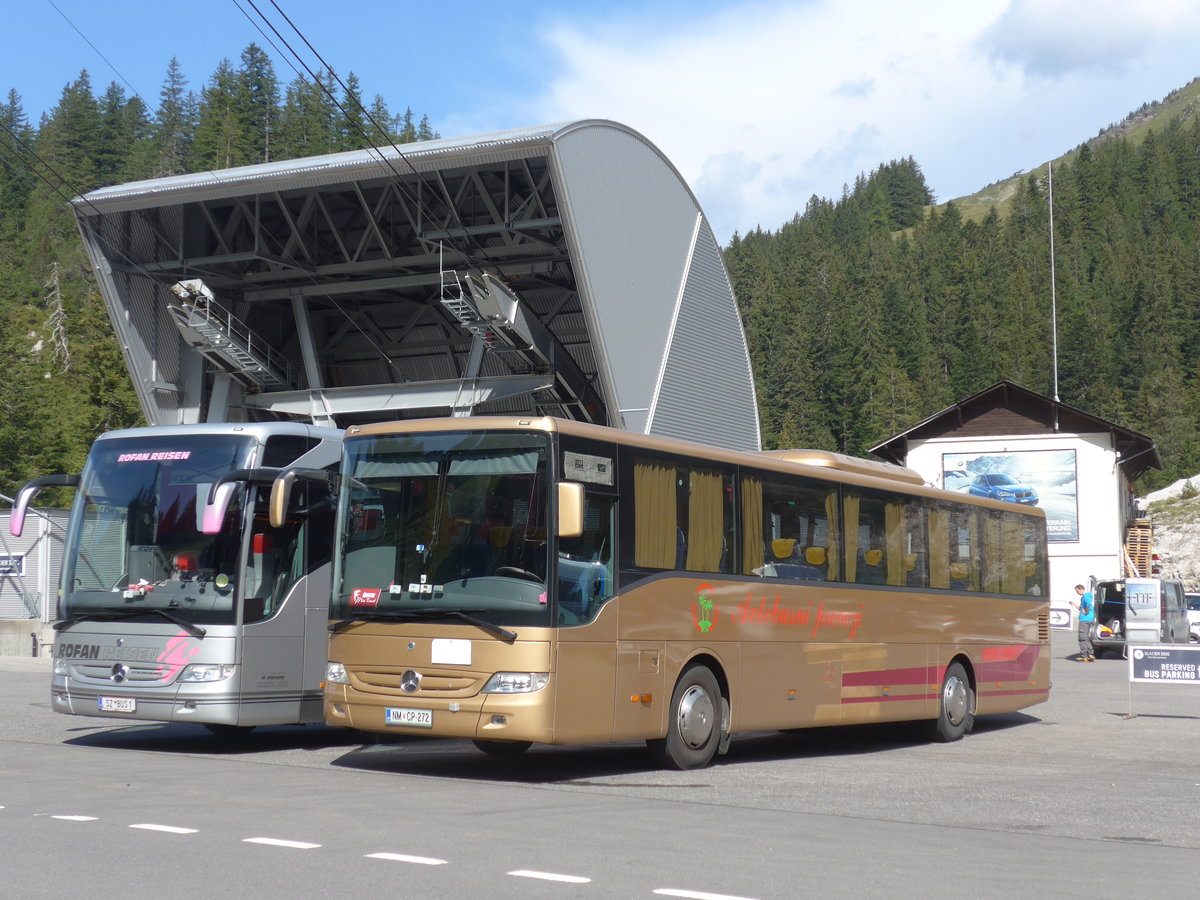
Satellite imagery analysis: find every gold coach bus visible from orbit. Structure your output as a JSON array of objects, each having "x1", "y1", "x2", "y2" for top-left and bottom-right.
[{"x1": 280, "y1": 416, "x2": 1049, "y2": 769}]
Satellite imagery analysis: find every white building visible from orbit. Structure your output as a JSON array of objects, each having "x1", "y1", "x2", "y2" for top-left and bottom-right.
[
  {"x1": 870, "y1": 381, "x2": 1160, "y2": 630},
  {"x1": 0, "y1": 507, "x2": 68, "y2": 656}
]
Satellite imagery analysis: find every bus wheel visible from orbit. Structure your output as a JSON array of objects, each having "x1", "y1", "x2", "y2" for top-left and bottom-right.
[
  {"x1": 472, "y1": 739, "x2": 532, "y2": 757},
  {"x1": 932, "y1": 661, "x2": 974, "y2": 743},
  {"x1": 203, "y1": 724, "x2": 255, "y2": 737},
  {"x1": 648, "y1": 665, "x2": 722, "y2": 770}
]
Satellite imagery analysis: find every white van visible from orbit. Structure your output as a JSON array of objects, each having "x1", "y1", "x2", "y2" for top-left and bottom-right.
[
  {"x1": 1185, "y1": 592, "x2": 1200, "y2": 643},
  {"x1": 1092, "y1": 578, "x2": 1190, "y2": 656}
]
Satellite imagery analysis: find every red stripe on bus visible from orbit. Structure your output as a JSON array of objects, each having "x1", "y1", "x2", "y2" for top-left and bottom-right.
[
  {"x1": 980, "y1": 645, "x2": 1025, "y2": 663},
  {"x1": 976, "y1": 645, "x2": 1040, "y2": 682},
  {"x1": 841, "y1": 693, "x2": 930, "y2": 704},
  {"x1": 842, "y1": 666, "x2": 941, "y2": 688}
]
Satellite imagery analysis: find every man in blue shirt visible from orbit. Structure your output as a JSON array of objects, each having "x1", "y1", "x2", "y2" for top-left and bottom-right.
[{"x1": 1071, "y1": 583, "x2": 1095, "y2": 661}]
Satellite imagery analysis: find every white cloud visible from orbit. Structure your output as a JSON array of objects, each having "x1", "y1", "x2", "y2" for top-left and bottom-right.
[
  {"x1": 488, "y1": 0, "x2": 1200, "y2": 241},
  {"x1": 979, "y1": 0, "x2": 1200, "y2": 77}
]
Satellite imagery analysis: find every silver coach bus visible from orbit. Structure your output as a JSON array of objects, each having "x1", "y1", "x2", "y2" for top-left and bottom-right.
[{"x1": 10, "y1": 422, "x2": 340, "y2": 733}]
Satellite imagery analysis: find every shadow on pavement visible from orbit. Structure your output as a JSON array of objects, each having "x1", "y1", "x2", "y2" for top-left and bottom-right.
[
  {"x1": 327, "y1": 711, "x2": 1042, "y2": 783},
  {"x1": 62, "y1": 721, "x2": 374, "y2": 755}
]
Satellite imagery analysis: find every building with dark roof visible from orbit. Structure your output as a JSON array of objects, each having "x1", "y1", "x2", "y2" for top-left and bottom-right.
[{"x1": 871, "y1": 380, "x2": 1160, "y2": 627}]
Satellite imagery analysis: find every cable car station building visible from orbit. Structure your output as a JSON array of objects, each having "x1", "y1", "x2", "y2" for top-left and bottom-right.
[{"x1": 72, "y1": 120, "x2": 760, "y2": 452}]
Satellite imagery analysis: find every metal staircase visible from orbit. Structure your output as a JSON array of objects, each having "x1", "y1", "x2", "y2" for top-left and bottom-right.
[{"x1": 168, "y1": 280, "x2": 293, "y2": 391}]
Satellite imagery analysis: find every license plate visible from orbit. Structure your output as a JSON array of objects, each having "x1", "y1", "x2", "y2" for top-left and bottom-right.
[
  {"x1": 98, "y1": 696, "x2": 136, "y2": 713},
  {"x1": 385, "y1": 707, "x2": 432, "y2": 728}
]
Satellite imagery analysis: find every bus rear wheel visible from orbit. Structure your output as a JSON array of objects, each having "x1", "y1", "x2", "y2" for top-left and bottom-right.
[
  {"x1": 648, "y1": 664, "x2": 723, "y2": 770},
  {"x1": 931, "y1": 661, "x2": 974, "y2": 743},
  {"x1": 472, "y1": 739, "x2": 532, "y2": 757}
]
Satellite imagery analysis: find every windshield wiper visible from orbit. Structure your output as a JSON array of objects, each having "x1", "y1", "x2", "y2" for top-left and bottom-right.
[
  {"x1": 54, "y1": 606, "x2": 206, "y2": 639},
  {"x1": 330, "y1": 607, "x2": 516, "y2": 643}
]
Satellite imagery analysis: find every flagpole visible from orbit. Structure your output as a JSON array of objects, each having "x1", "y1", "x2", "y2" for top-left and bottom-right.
[{"x1": 1048, "y1": 161, "x2": 1060, "y2": 402}]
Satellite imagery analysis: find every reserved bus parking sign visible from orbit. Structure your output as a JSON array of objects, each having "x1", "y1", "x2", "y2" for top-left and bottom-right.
[{"x1": 1129, "y1": 646, "x2": 1200, "y2": 683}]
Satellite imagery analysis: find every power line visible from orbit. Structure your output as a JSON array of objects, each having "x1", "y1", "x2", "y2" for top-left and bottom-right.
[{"x1": 46, "y1": 0, "x2": 147, "y2": 106}]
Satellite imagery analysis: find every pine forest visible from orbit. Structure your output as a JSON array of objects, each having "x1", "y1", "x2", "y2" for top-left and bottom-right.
[
  {"x1": 2, "y1": 52, "x2": 1200, "y2": 496},
  {"x1": 0, "y1": 46, "x2": 438, "y2": 498},
  {"x1": 727, "y1": 103, "x2": 1200, "y2": 492}
]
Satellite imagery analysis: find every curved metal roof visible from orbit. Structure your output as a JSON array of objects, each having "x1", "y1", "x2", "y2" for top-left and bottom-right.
[{"x1": 74, "y1": 119, "x2": 761, "y2": 452}]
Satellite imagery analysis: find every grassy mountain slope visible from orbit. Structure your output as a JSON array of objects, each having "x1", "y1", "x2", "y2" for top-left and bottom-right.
[{"x1": 944, "y1": 77, "x2": 1200, "y2": 222}]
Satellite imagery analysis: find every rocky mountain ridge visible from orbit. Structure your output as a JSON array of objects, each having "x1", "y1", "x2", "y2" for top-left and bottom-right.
[{"x1": 1140, "y1": 476, "x2": 1200, "y2": 588}]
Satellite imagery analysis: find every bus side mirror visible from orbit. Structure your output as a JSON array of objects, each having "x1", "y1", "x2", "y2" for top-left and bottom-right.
[
  {"x1": 270, "y1": 468, "x2": 332, "y2": 529},
  {"x1": 201, "y1": 468, "x2": 282, "y2": 534},
  {"x1": 201, "y1": 481, "x2": 241, "y2": 534},
  {"x1": 557, "y1": 482, "x2": 584, "y2": 538},
  {"x1": 9, "y1": 474, "x2": 80, "y2": 537}
]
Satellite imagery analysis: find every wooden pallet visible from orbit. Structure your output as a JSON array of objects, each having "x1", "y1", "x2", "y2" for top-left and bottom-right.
[{"x1": 1124, "y1": 519, "x2": 1153, "y2": 577}]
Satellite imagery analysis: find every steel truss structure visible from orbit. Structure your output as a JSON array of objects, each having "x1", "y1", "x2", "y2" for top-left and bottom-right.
[{"x1": 75, "y1": 120, "x2": 760, "y2": 451}]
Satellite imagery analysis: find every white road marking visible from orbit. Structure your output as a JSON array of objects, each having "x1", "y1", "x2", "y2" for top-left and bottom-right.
[
  {"x1": 130, "y1": 823, "x2": 199, "y2": 834},
  {"x1": 508, "y1": 869, "x2": 591, "y2": 884},
  {"x1": 365, "y1": 852, "x2": 448, "y2": 866},
  {"x1": 243, "y1": 837, "x2": 321, "y2": 849},
  {"x1": 52, "y1": 815, "x2": 98, "y2": 822},
  {"x1": 654, "y1": 890, "x2": 761, "y2": 900}
]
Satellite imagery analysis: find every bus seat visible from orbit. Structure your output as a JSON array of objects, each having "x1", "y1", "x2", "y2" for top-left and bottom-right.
[
  {"x1": 805, "y1": 546, "x2": 826, "y2": 567},
  {"x1": 904, "y1": 553, "x2": 917, "y2": 572},
  {"x1": 949, "y1": 562, "x2": 969, "y2": 580},
  {"x1": 772, "y1": 538, "x2": 796, "y2": 560},
  {"x1": 488, "y1": 526, "x2": 513, "y2": 548},
  {"x1": 856, "y1": 548, "x2": 885, "y2": 585}
]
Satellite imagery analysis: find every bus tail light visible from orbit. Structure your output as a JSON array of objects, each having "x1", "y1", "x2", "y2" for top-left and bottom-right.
[{"x1": 482, "y1": 672, "x2": 548, "y2": 693}]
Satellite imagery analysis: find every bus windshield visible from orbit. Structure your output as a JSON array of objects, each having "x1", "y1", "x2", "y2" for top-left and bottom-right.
[
  {"x1": 61, "y1": 434, "x2": 256, "y2": 627},
  {"x1": 335, "y1": 431, "x2": 551, "y2": 627}
]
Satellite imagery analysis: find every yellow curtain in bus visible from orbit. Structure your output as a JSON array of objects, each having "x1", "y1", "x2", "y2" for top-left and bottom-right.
[
  {"x1": 842, "y1": 493, "x2": 860, "y2": 582},
  {"x1": 1001, "y1": 516, "x2": 1026, "y2": 595},
  {"x1": 929, "y1": 508, "x2": 949, "y2": 589},
  {"x1": 885, "y1": 501, "x2": 905, "y2": 586},
  {"x1": 742, "y1": 476, "x2": 763, "y2": 574},
  {"x1": 634, "y1": 459, "x2": 676, "y2": 568},
  {"x1": 982, "y1": 514, "x2": 1002, "y2": 593},
  {"x1": 966, "y1": 511, "x2": 981, "y2": 591},
  {"x1": 823, "y1": 490, "x2": 840, "y2": 581},
  {"x1": 687, "y1": 469, "x2": 724, "y2": 572}
]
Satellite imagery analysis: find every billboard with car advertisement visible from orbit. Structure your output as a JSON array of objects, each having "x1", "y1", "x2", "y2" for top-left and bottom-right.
[{"x1": 943, "y1": 449, "x2": 1078, "y2": 542}]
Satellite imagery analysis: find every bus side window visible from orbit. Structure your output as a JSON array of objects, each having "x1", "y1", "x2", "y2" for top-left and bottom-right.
[
  {"x1": 846, "y1": 489, "x2": 913, "y2": 586},
  {"x1": 558, "y1": 492, "x2": 615, "y2": 623},
  {"x1": 753, "y1": 475, "x2": 837, "y2": 581},
  {"x1": 244, "y1": 480, "x2": 335, "y2": 624},
  {"x1": 629, "y1": 454, "x2": 732, "y2": 574}
]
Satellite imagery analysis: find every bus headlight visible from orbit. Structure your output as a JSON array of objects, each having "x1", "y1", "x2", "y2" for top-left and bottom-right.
[
  {"x1": 326, "y1": 662, "x2": 349, "y2": 684},
  {"x1": 482, "y1": 672, "x2": 549, "y2": 693},
  {"x1": 180, "y1": 663, "x2": 235, "y2": 683},
  {"x1": 53, "y1": 658, "x2": 68, "y2": 676}
]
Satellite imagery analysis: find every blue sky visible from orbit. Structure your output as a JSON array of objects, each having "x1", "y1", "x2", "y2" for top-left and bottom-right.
[{"x1": 5, "y1": 0, "x2": 1200, "y2": 242}]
